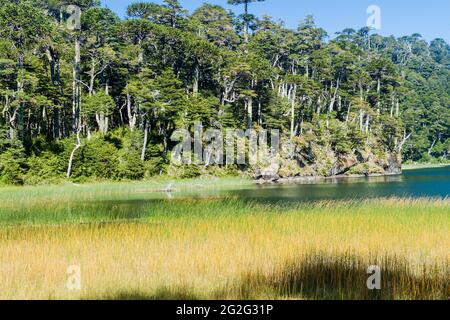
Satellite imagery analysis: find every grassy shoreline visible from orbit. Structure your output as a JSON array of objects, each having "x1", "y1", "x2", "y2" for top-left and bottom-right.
[
  {"x1": 402, "y1": 163, "x2": 450, "y2": 170},
  {"x1": 0, "y1": 195, "x2": 449, "y2": 300}
]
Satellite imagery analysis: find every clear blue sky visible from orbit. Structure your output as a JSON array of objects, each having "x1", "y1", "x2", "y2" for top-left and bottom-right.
[{"x1": 101, "y1": 0, "x2": 450, "y2": 43}]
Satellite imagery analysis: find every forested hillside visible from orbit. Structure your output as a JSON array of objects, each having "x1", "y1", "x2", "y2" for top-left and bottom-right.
[{"x1": 0, "y1": 0, "x2": 449, "y2": 184}]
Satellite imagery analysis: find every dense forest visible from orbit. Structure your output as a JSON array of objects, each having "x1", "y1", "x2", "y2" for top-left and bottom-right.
[{"x1": 0, "y1": 0, "x2": 449, "y2": 184}]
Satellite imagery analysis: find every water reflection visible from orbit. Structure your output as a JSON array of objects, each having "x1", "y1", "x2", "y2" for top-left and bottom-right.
[
  {"x1": 87, "y1": 166, "x2": 449, "y2": 211},
  {"x1": 230, "y1": 166, "x2": 449, "y2": 203}
]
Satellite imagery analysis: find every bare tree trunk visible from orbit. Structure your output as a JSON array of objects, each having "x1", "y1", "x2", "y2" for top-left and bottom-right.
[
  {"x1": 243, "y1": 2, "x2": 249, "y2": 43},
  {"x1": 193, "y1": 64, "x2": 199, "y2": 95},
  {"x1": 346, "y1": 103, "x2": 352, "y2": 126},
  {"x1": 258, "y1": 100, "x2": 262, "y2": 125},
  {"x1": 95, "y1": 113, "x2": 109, "y2": 134},
  {"x1": 428, "y1": 139, "x2": 437, "y2": 155},
  {"x1": 2, "y1": 94, "x2": 17, "y2": 140},
  {"x1": 72, "y1": 36, "x2": 81, "y2": 133},
  {"x1": 16, "y1": 50, "x2": 25, "y2": 141},
  {"x1": 89, "y1": 58, "x2": 95, "y2": 95},
  {"x1": 8, "y1": 109, "x2": 18, "y2": 140},
  {"x1": 141, "y1": 119, "x2": 149, "y2": 161},
  {"x1": 67, "y1": 130, "x2": 82, "y2": 179},
  {"x1": 68, "y1": 33, "x2": 82, "y2": 178},
  {"x1": 246, "y1": 96, "x2": 253, "y2": 130},
  {"x1": 328, "y1": 80, "x2": 339, "y2": 113},
  {"x1": 126, "y1": 92, "x2": 137, "y2": 131},
  {"x1": 398, "y1": 132, "x2": 412, "y2": 152},
  {"x1": 359, "y1": 110, "x2": 364, "y2": 131},
  {"x1": 390, "y1": 93, "x2": 395, "y2": 118},
  {"x1": 376, "y1": 78, "x2": 381, "y2": 113},
  {"x1": 365, "y1": 115, "x2": 370, "y2": 133},
  {"x1": 290, "y1": 84, "x2": 297, "y2": 138}
]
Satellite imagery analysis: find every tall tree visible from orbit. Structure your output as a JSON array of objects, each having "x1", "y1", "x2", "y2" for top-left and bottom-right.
[
  {"x1": 0, "y1": 0, "x2": 53, "y2": 141},
  {"x1": 227, "y1": 0, "x2": 266, "y2": 43}
]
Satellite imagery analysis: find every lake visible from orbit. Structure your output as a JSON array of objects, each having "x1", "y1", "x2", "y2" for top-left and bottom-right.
[
  {"x1": 89, "y1": 166, "x2": 450, "y2": 215},
  {"x1": 1, "y1": 166, "x2": 448, "y2": 225},
  {"x1": 47, "y1": 167, "x2": 450, "y2": 219},
  {"x1": 230, "y1": 166, "x2": 450, "y2": 203}
]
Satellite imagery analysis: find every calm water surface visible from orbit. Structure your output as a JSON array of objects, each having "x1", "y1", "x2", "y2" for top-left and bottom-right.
[
  {"x1": 66, "y1": 167, "x2": 449, "y2": 220},
  {"x1": 3, "y1": 167, "x2": 448, "y2": 225},
  {"x1": 230, "y1": 166, "x2": 450, "y2": 203},
  {"x1": 93, "y1": 167, "x2": 450, "y2": 211}
]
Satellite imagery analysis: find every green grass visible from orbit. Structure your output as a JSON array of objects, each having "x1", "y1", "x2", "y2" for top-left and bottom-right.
[
  {"x1": 0, "y1": 176, "x2": 253, "y2": 225},
  {"x1": 0, "y1": 180, "x2": 448, "y2": 300},
  {"x1": 0, "y1": 176, "x2": 252, "y2": 199}
]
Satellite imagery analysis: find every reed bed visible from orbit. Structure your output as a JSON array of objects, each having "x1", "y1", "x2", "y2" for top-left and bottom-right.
[{"x1": 0, "y1": 193, "x2": 448, "y2": 300}]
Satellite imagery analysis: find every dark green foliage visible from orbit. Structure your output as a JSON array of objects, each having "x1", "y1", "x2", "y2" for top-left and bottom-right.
[
  {"x1": 116, "y1": 130, "x2": 145, "y2": 180},
  {"x1": 0, "y1": 149, "x2": 26, "y2": 185},
  {"x1": 0, "y1": 1, "x2": 448, "y2": 185},
  {"x1": 24, "y1": 152, "x2": 66, "y2": 184},
  {"x1": 67, "y1": 135, "x2": 120, "y2": 181}
]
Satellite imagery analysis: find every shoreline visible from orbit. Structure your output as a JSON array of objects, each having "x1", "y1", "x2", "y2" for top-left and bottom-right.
[
  {"x1": 256, "y1": 172, "x2": 400, "y2": 185},
  {"x1": 402, "y1": 163, "x2": 450, "y2": 170},
  {"x1": 0, "y1": 164, "x2": 448, "y2": 189},
  {"x1": 257, "y1": 164, "x2": 449, "y2": 185}
]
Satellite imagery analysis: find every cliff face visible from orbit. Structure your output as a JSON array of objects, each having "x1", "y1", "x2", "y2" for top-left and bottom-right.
[{"x1": 253, "y1": 137, "x2": 402, "y2": 182}]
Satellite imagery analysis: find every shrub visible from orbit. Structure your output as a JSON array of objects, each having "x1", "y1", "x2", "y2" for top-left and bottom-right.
[
  {"x1": 67, "y1": 135, "x2": 120, "y2": 180},
  {"x1": 24, "y1": 152, "x2": 66, "y2": 184},
  {"x1": 118, "y1": 152, "x2": 144, "y2": 180},
  {"x1": 144, "y1": 157, "x2": 167, "y2": 178},
  {"x1": 0, "y1": 149, "x2": 25, "y2": 185},
  {"x1": 167, "y1": 164, "x2": 201, "y2": 179},
  {"x1": 116, "y1": 130, "x2": 145, "y2": 180}
]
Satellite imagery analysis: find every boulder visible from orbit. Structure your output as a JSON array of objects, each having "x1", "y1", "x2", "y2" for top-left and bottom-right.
[
  {"x1": 329, "y1": 154, "x2": 358, "y2": 176},
  {"x1": 258, "y1": 162, "x2": 280, "y2": 181},
  {"x1": 384, "y1": 154, "x2": 402, "y2": 175}
]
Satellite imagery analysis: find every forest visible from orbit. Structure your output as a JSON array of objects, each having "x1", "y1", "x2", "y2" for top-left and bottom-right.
[{"x1": 0, "y1": 0, "x2": 449, "y2": 184}]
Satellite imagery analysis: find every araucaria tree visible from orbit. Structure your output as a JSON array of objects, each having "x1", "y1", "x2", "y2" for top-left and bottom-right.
[{"x1": 228, "y1": 0, "x2": 266, "y2": 43}]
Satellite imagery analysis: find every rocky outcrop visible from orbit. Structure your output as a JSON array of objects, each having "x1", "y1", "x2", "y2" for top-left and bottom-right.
[
  {"x1": 255, "y1": 162, "x2": 280, "y2": 182},
  {"x1": 254, "y1": 141, "x2": 402, "y2": 183},
  {"x1": 329, "y1": 154, "x2": 358, "y2": 176},
  {"x1": 381, "y1": 154, "x2": 402, "y2": 175}
]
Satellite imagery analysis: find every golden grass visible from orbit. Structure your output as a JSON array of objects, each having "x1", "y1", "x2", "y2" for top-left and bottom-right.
[{"x1": 0, "y1": 198, "x2": 448, "y2": 300}]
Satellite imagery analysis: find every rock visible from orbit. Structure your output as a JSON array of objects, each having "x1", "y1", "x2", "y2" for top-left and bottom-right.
[
  {"x1": 259, "y1": 162, "x2": 280, "y2": 181},
  {"x1": 253, "y1": 142, "x2": 402, "y2": 181},
  {"x1": 384, "y1": 154, "x2": 402, "y2": 175},
  {"x1": 329, "y1": 154, "x2": 358, "y2": 176},
  {"x1": 254, "y1": 168, "x2": 262, "y2": 180}
]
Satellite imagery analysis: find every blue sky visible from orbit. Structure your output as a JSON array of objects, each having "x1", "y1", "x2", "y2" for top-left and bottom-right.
[{"x1": 100, "y1": 0, "x2": 450, "y2": 43}]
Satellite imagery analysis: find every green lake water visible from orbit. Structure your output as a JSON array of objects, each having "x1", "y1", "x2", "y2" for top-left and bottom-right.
[
  {"x1": 91, "y1": 167, "x2": 450, "y2": 215},
  {"x1": 2, "y1": 167, "x2": 448, "y2": 225},
  {"x1": 229, "y1": 166, "x2": 450, "y2": 203}
]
